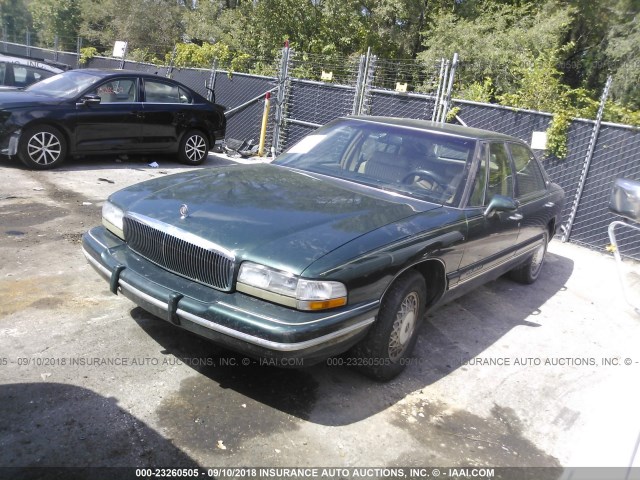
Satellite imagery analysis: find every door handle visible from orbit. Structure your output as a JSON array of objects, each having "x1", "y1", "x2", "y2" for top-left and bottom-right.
[{"x1": 509, "y1": 213, "x2": 523, "y2": 221}]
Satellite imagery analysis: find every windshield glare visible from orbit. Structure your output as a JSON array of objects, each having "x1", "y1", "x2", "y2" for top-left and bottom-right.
[
  {"x1": 274, "y1": 119, "x2": 476, "y2": 206},
  {"x1": 25, "y1": 71, "x2": 99, "y2": 99}
]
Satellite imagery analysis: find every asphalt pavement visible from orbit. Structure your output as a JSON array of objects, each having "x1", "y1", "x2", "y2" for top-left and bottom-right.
[{"x1": 1, "y1": 152, "x2": 639, "y2": 479}]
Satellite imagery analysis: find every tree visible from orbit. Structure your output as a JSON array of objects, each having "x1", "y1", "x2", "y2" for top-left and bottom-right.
[
  {"x1": 79, "y1": 0, "x2": 183, "y2": 58},
  {"x1": 604, "y1": 0, "x2": 640, "y2": 109},
  {"x1": 418, "y1": 1, "x2": 575, "y2": 98},
  {"x1": 0, "y1": 0, "x2": 32, "y2": 39},
  {"x1": 28, "y1": 0, "x2": 81, "y2": 49}
]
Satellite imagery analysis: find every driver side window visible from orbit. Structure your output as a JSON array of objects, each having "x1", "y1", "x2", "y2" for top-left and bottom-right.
[
  {"x1": 469, "y1": 142, "x2": 514, "y2": 207},
  {"x1": 487, "y1": 143, "x2": 514, "y2": 200},
  {"x1": 90, "y1": 78, "x2": 137, "y2": 103}
]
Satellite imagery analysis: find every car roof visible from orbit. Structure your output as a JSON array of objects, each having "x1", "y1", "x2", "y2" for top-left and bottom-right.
[
  {"x1": 0, "y1": 53, "x2": 67, "y2": 73},
  {"x1": 347, "y1": 116, "x2": 523, "y2": 143}
]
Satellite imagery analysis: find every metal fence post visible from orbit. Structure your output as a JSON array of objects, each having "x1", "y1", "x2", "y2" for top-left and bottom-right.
[
  {"x1": 2, "y1": 25, "x2": 7, "y2": 52},
  {"x1": 119, "y1": 42, "x2": 128, "y2": 70},
  {"x1": 352, "y1": 53, "x2": 366, "y2": 116},
  {"x1": 437, "y1": 53, "x2": 458, "y2": 123},
  {"x1": 54, "y1": 36, "x2": 59, "y2": 61},
  {"x1": 561, "y1": 75, "x2": 613, "y2": 242},
  {"x1": 206, "y1": 58, "x2": 218, "y2": 103},
  {"x1": 272, "y1": 42, "x2": 291, "y2": 155},
  {"x1": 166, "y1": 45, "x2": 177, "y2": 78},
  {"x1": 431, "y1": 59, "x2": 446, "y2": 121},
  {"x1": 26, "y1": 29, "x2": 31, "y2": 57},
  {"x1": 358, "y1": 48, "x2": 377, "y2": 116},
  {"x1": 76, "y1": 36, "x2": 83, "y2": 68}
]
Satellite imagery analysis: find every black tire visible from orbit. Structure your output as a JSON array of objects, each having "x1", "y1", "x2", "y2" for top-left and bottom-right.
[
  {"x1": 18, "y1": 125, "x2": 67, "y2": 170},
  {"x1": 178, "y1": 130, "x2": 210, "y2": 165},
  {"x1": 509, "y1": 232, "x2": 549, "y2": 284},
  {"x1": 351, "y1": 270, "x2": 427, "y2": 381}
]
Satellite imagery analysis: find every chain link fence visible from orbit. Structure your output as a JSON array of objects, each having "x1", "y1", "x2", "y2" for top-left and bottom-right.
[{"x1": 2, "y1": 37, "x2": 639, "y2": 259}]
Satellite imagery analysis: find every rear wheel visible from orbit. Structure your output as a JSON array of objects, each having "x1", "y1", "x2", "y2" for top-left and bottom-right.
[
  {"x1": 178, "y1": 130, "x2": 209, "y2": 165},
  {"x1": 351, "y1": 270, "x2": 427, "y2": 381},
  {"x1": 18, "y1": 125, "x2": 67, "y2": 170},
  {"x1": 509, "y1": 232, "x2": 549, "y2": 284}
]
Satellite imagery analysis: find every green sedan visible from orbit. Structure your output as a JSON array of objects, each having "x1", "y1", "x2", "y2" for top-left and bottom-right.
[{"x1": 82, "y1": 116, "x2": 564, "y2": 380}]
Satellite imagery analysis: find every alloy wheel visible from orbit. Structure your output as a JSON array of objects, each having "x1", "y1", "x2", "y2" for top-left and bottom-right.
[{"x1": 27, "y1": 131, "x2": 62, "y2": 166}]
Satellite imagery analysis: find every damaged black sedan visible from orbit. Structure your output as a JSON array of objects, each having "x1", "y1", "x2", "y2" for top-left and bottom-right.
[{"x1": 82, "y1": 117, "x2": 564, "y2": 380}]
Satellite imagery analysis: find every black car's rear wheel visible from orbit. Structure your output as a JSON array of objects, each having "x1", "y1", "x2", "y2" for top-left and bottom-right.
[
  {"x1": 351, "y1": 270, "x2": 426, "y2": 381},
  {"x1": 18, "y1": 125, "x2": 67, "y2": 170},
  {"x1": 179, "y1": 130, "x2": 209, "y2": 165},
  {"x1": 509, "y1": 232, "x2": 549, "y2": 284}
]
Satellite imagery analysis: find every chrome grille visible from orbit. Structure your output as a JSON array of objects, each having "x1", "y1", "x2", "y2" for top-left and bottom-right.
[{"x1": 123, "y1": 215, "x2": 234, "y2": 291}]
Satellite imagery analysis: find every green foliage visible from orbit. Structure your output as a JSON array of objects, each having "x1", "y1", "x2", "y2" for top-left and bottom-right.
[
  {"x1": 457, "y1": 77, "x2": 494, "y2": 103},
  {"x1": 78, "y1": 46, "x2": 97, "y2": 65},
  {"x1": 546, "y1": 111, "x2": 572, "y2": 160},
  {"x1": 445, "y1": 106, "x2": 461, "y2": 123},
  {"x1": 169, "y1": 42, "x2": 254, "y2": 75}
]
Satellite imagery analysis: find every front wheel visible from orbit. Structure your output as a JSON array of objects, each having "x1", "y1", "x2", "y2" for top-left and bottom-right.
[
  {"x1": 509, "y1": 232, "x2": 549, "y2": 284},
  {"x1": 350, "y1": 270, "x2": 427, "y2": 381},
  {"x1": 18, "y1": 125, "x2": 68, "y2": 170},
  {"x1": 178, "y1": 130, "x2": 210, "y2": 165}
]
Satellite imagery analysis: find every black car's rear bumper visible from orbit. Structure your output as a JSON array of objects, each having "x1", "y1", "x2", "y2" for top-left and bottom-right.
[{"x1": 82, "y1": 226, "x2": 378, "y2": 365}]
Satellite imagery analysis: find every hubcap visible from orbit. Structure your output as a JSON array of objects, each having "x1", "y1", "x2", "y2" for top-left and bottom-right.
[
  {"x1": 185, "y1": 135, "x2": 207, "y2": 162},
  {"x1": 388, "y1": 291, "x2": 419, "y2": 361},
  {"x1": 530, "y1": 242, "x2": 546, "y2": 277},
  {"x1": 28, "y1": 132, "x2": 61, "y2": 165}
]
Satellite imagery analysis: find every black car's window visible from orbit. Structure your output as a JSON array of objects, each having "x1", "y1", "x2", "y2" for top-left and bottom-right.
[
  {"x1": 487, "y1": 142, "x2": 514, "y2": 199},
  {"x1": 144, "y1": 80, "x2": 192, "y2": 104},
  {"x1": 90, "y1": 78, "x2": 137, "y2": 103},
  {"x1": 509, "y1": 143, "x2": 547, "y2": 198},
  {"x1": 0, "y1": 63, "x2": 6, "y2": 85},
  {"x1": 274, "y1": 119, "x2": 476, "y2": 206}
]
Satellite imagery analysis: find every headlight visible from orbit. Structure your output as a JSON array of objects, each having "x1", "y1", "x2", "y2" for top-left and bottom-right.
[
  {"x1": 102, "y1": 201, "x2": 125, "y2": 239},
  {"x1": 237, "y1": 262, "x2": 347, "y2": 311}
]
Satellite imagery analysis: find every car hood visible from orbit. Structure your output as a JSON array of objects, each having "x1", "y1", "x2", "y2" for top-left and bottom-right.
[
  {"x1": 111, "y1": 164, "x2": 442, "y2": 274},
  {"x1": 0, "y1": 91, "x2": 61, "y2": 109}
]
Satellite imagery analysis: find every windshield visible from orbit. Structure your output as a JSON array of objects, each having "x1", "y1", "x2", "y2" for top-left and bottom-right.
[
  {"x1": 274, "y1": 118, "x2": 477, "y2": 206},
  {"x1": 24, "y1": 71, "x2": 99, "y2": 99}
]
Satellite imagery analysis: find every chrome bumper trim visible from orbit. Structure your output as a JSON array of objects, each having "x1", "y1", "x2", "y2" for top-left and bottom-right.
[{"x1": 83, "y1": 247, "x2": 376, "y2": 352}]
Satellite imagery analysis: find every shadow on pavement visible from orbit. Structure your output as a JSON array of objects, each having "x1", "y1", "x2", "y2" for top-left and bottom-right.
[{"x1": 0, "y1": 383, "x2": 198, "y2": 470}]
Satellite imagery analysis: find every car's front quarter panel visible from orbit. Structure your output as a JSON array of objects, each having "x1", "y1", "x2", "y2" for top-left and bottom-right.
[
  {"x1": 303, "y1": 207, "x2": 468, "y2": 305},
  {"x1": 1, "y1": 103, "x2": 73, "y2": 155}
]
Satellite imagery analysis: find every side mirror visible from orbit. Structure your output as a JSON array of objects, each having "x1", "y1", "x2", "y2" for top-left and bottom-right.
[
  {"x1": 484, "y1": 194, "x2": 517, "y2": 218},
  {"x1": 609, "y1": 178, "x2": 640, "y2": 222},
  {"x1": 77, "y1": 94, "x2": 101, "y2": 106}
]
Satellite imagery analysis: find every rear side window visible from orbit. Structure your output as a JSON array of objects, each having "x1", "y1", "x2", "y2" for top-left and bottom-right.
[
  {"x1": 509, "y1": 143, "x2": 547, "y2": 198},
  {"x1": 0, "y1": 63, "x2": 6, "y2": 85},
  {"x1": 144, "y1": 80, "x2": 192, "y2": 104}
]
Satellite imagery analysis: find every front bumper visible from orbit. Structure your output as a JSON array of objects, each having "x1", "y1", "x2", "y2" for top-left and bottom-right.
[
  {"x1": 0, "y1": 129, "x2": 19, "y2": 156},
  {"x1": 82, "y1": 226, "x2": 378, "y2": 364}
]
